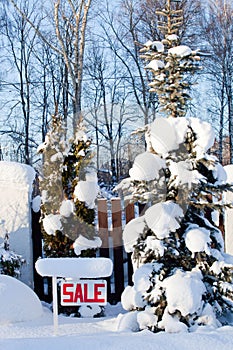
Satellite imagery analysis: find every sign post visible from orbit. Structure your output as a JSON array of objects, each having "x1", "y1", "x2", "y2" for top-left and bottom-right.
[
  {"x1": 35, "y1": 257, "x2": 113, "y2": 335},
  {"x1": 52, "y1": 276, "x2": 58, "y2": 335}
]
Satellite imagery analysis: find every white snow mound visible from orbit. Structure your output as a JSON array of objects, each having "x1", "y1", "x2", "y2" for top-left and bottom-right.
[{"x1": 0, "y1": 275, "x2": 43, "y2": 324}]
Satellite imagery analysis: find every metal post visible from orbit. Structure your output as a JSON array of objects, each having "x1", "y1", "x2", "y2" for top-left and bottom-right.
[{"x1": 52, "y1": 276, "x2": 58, "y2": 335}]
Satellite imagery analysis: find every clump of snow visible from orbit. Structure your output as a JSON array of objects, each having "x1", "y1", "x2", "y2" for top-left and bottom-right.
[
  {"x1": 137, "y1": 307, "x2": 158, "y2": 330},
  {"x1": 163, "y1": 269, "x2": 206, "y2": 317},
  {"x1": 73, "y1": 235, "x2": 102, "y2": 256},
  {"x1": 194, "y1": 303, "x2": 221, "y2": 329},
  {"x1": 185, "y1": 227, "x2": 211, "y2": 257},
  {"x1": 133, "y1": 263, "x2": 153, "y2": 292},
  {"x1": 210, "y1": 260, "x2": 233, "y2": 275},
  {"x1": 143, "y1": 40, "x2": 164, "y2": 52},
  {"x1": 59, "y1": 200, "x2": 74, "y2": 217},
  {"x1": 74, "y1": 173, "x2": 99, "y2": 209},
  {"x1": 123, "y1": 216, "x2": 146, "y2": 253},
  {"x1": 0, "y1": 275, "x2": 42, "y2": 324},
  {"x1": 158, "y1": 307, "x2": 188, "y2": 333},
  {"x1": 145, "y1": 202, "x2": 183, "y2": 239},
  {"x1": 74, "y1": 125, "x2": 88, "y2": 143},
  {"x1": 35, "y1": 257, "x2": 113, "y2": 278},
  {"x1": 32, "y1": 195, "x2": 41, "y2": 213},
  {"x1": 116, "y1": 311, "x2": 140, "y2": 332},
  {"x1": 168, "y1": 45, "x2": 192, "y2": 57},
  {"x1": 79, "y1": 304, "x2": 102, "y2": 318},
  {"x1": 189, "y1": 118, "x2": 215, "y2": 158},
  {"x1": 145, "y1": 60, "x2": 165, "y2": 71},
  {"x1": 212, "y1": 162, "x2": 227, "y2": 184},
  {"x1": 166, "y1": 34, "x2": 179, "y2": 41},
  {"x1": 224, "y1": 164, "x2": 233, "y2": 184},
  {"x1": 50, "y1": 152, "x2": 64, "y2": 162},
  {"x1": 146, "y1": 117, "x2": 215, "y2": 159},
  {"x1": 145, "y1": 236, "x2": 165, "y2": 257},
  {"x1": 129, "y1": 152, "x2": 165, "y2": 181},
  {"x1": 121, "y1": 285, "x2": 136, "y2": 310},
  {"x1": 169, "y1": 160, "x2": 205, "y2": 189},
  {"x1": 148, "y1": 117, "x2": 188, "y2": 155},
  {"x1": 42, "y1": 214, "x2": 62, "y2": 235}
]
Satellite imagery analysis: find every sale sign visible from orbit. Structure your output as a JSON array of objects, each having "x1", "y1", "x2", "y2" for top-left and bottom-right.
[{"x1": 61, "y1": 280, "x2": 107, "y2": 306}]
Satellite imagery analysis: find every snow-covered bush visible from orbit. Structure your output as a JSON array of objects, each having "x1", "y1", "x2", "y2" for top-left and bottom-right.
[
  {"x1": 38, "y1": 115, "x2": 102, "y2": 317},
  {"x1": 0, "y1": 233, "x2": 25, "y2": 278},
  {"x1": 38, "y1": 115, "x2": 100, "y2": 258}
]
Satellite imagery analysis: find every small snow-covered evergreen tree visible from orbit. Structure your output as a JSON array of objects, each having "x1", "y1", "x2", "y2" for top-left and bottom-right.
[
  {"x1": 117, "y1": 1, "x2": 233, "y2": 333},
  {"x1": 39, "y1": 115, "x2": 100, "y2": 258},
  {"x1": 0, "y1": 232, "x2": 25, "y2": 277}
]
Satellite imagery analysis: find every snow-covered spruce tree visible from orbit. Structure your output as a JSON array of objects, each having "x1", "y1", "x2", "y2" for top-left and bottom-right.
[
  {"x1": 0, "y1": 232, "x2": 25, "y2": 277},
  {"x1": 39, "y1": 115, "x2": 100, "y2": 258},
  {"x1": 140, "y1": 2, "x2": 199, "y2": 119},
  {"x1": 117, "y1": 2, "x2": 233, "y2": 333}
]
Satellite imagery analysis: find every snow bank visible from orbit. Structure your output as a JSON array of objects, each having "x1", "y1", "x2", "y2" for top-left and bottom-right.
[
  {"x1": 0, "y1": 161, "x2": 35, "y2": 189},
  {"x1": 35, "y1": 257, "x2": 113, "y2": 278},
  {"x1": 0, "y1": 161, "x2": 36, "y2": 287},
  {"x1": 0, "y1": 275, "x2": 42, "y2": 324}
]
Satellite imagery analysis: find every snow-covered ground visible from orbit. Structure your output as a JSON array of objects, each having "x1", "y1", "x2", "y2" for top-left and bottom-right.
[
  {"x1": 1, "y1": 303, "x2": 233, "y2": 350},
  {"x1": 1, "y1": 274, "x2": 232, "y2": 350}
]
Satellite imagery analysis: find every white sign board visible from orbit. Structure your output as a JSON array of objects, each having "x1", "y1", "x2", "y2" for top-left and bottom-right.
[{"x1": 35, "y1": 257, "x2": 113, "y2": 335}]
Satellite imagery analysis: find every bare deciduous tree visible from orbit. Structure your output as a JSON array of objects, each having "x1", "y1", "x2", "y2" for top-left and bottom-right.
[
  {"x1": 9, "y1": 0, "x2": 93, "y2": 135},
  {"x1": 199, "y1": 0, "x2": 233, "y2": 163}
]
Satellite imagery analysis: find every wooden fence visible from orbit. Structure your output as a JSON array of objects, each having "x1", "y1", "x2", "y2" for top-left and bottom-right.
[{"x1": 97, "y1": 198, "x2": 135, "y2": 303}]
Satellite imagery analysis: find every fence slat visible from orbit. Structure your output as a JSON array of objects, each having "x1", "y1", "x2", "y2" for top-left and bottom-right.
[
  {"x1": 111, "y1": 198, "x2": 124, "y2": 302},
  {"x1": 97, "y1": 199, "x2": 111, "y2": 300},
  {"x1": 98, "y1": 199, "x2": 109, "y2": 258},
  {"x1": 125, "y1": 202, "x2": 135, "y2": 286}
]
